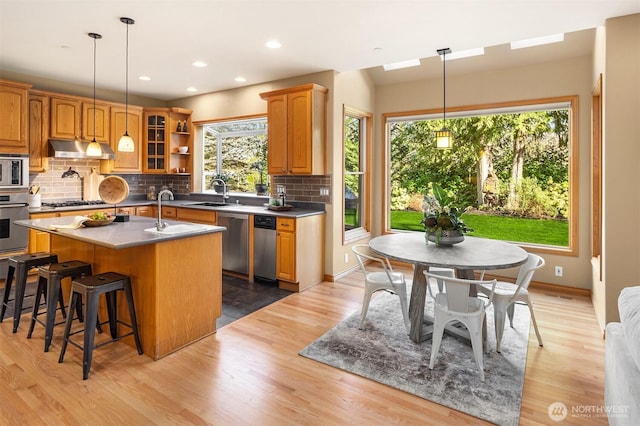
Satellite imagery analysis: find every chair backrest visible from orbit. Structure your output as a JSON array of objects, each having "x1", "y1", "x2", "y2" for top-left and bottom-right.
[
  {"x1": 513, "y1": 253, "x2": 545, "y2": 294},
  {"x1": 425, "y1": 272, "x2": 496, "y2": 313},
  {"x1": 351, "y1": 244, "x2": 395, "y2": 282}
]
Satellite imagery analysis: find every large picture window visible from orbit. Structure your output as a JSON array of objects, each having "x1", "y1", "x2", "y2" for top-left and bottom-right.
[{"x1": 383, "y1": 96, "x2": 578, "y2": 255}]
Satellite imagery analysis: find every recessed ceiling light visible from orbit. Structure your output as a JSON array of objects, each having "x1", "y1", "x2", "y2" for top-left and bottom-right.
[
  {"x1": 138, "y1": 75, "x2": 151, "y2": 81},
  {"x1": 234, "y1": 76, "x2": 247, "y2": 82},
  {"x1": 383, "y1": 58, "x2": 420, "y2": 71},
  {"x1": 265, "y1": 40, "x2": 281, "y2": 49},
  {"x1": 192, "y1": 61, "x2": 207, "y2": 67},
  {"x1": 187, "y1": 87, "x2": 197, "y2": 92},
  {"x1": 511, "y1": 33, "x2": 564, "y2": 50},
  {"x1": 442, "y1": 48, "x2": 485, "y2": 61}
]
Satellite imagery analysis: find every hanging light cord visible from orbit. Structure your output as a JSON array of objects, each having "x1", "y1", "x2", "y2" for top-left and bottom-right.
[
  {"x1": 93, "y1": 36, "x2": 97, "y2": 141},
  {"x1": 124, "y1": 19, "x2": 129, "y2": 136},
  {"x1": 442, "y1": 50, "x2": 446, "y2": 125}
]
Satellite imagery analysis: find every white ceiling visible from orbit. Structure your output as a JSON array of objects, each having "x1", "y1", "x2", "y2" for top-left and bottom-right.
[{"x1": 1, "y1": 1, "x2": 638, "y2": 101}]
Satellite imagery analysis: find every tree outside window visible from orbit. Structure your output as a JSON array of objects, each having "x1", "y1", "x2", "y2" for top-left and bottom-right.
[
  {"x1": 202, "y1": 118, "x2": 267, "y2": 193},
  {"x1": 344, "y1": 106, "x2": 372, "y2": 242},
  {"x1": 385, "y1": 97, "x2": 576, "y2": 252}
]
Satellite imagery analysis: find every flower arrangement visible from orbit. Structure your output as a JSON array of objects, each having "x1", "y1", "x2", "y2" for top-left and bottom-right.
[{"x1": 421, "y1": 183, "x2": 473, "y2": 245}]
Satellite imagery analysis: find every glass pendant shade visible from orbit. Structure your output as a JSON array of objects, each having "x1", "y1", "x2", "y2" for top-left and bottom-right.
[
  {"x1": 86, "y1": 140, "x2": 103, "y2": 157},
  {"x1": 435, "y1": 129, "x2": 454, "y2": 149},
  {"x1": 118, "y1": 132, "x2": 135, "y2": 152}
]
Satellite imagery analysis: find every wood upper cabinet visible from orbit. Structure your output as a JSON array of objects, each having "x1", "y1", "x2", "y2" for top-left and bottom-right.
[
  {"x1": 100, "y1": 105, "x2": 143, "y2": 174},
  {"x1": 50, "y1": 96, "x2": 81, "y2": 140},
  {"x1": 0, "y1": 79, "x2": 31, "y2": 153},
  {"x1": 143, "y1": 109, "x2": 169, "y2": 173},
  {"x1": 260, "y1": 84, "x2": 327, "y2": 175},
  {"x1": 82, "y1": 101, "x2": 110, "y2": 142},
  {"x1": 28, "y1": 91, "x2": 50, "y2": 172}
]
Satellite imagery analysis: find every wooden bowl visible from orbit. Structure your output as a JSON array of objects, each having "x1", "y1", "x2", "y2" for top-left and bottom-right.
[{"x1": 83, "y1": 216, "x2": 116, "y2": 227}]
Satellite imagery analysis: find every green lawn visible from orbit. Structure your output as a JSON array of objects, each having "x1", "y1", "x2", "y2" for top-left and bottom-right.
[{"x1": 390, "y1": 210, "x2": 569, "y2": 247}]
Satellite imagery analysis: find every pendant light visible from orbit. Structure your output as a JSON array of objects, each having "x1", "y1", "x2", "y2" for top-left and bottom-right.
[
  {"x1": 86, "y1": 32, "x2": 103, "y2": 157},
  {"x1": 435, "y1": 48, "x2": 454, "y2": 149},
  {"x1": 118, "y1": 17, "x2": 135, "y2": 152}
]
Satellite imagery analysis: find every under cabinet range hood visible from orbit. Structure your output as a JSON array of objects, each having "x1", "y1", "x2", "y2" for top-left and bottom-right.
[{"x1": 48, "y1": 139, "x2": 116, "y2": 160}]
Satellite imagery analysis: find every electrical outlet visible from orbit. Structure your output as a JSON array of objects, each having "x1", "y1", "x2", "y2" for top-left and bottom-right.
[
  {"x1": 555, "y1": 266, "x2": 563, "y2": 277},
  {"x1": 344, "y1": 253, "x2": 349, "y2": 263}
]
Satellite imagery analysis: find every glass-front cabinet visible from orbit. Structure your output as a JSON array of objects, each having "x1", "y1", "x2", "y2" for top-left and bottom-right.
[{"x1": 143, "y1": 110, "x2": 168, "y2": 173}]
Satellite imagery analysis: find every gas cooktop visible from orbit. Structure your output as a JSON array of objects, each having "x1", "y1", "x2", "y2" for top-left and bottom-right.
[{"x1": 41, "y1": 200, "x2": 107, "y2": 208}]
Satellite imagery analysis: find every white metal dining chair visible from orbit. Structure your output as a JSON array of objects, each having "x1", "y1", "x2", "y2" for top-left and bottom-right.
[
  {"x1": 352, "y1": 245, "x2": 410, "y2": 333},
  {"x1": 476, "y1": 253, "x2": 545, "y2": 353},
  {"x1": 425, "y1": 271, "x2": 496, "y2": 381}
]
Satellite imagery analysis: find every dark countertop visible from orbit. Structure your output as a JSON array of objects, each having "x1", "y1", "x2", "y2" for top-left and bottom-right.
[
  {"x1": 29, "y1": 198, "x2": 326, "y2": 218},
  {"x1": 15, "y1": 216, "x2": 225, "y2": 249}
]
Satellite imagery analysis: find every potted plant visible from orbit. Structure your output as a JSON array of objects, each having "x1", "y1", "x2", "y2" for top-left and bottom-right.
[
  {"x1": 421, "y1": 183, "x2": 473, "y2": 245},
  {"x1": 212, "y1": 172, "x2": 232, "y2": 194}
]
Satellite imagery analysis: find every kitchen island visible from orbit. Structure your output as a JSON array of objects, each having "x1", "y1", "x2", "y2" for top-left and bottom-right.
[{"x1": 15, "y1": 216, "x2": 225, "y2": 360}]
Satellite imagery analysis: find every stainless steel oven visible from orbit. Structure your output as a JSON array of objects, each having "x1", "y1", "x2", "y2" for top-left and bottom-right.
[
  {"x1": 0, "y1": 154, "x2": 29, "y2": 189},
  {"x1": 0, "y1": 191, "x2": 29, "y2": 254}
]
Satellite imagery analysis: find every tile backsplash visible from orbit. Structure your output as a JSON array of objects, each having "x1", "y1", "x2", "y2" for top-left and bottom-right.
[
  {"x1": 29, "y1": 159, "x2": 190, "y2": 201},
  {"x1": 271, "y1": 175, "x2": 331, "y2": 204},
  {"x1": 30, "y1": 159, "x2": 330, "y2": 203}
]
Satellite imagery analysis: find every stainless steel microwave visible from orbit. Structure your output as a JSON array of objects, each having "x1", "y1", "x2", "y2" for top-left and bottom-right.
[{"x1": 0, "y1": 154, "x2": 29, "y2": 189}]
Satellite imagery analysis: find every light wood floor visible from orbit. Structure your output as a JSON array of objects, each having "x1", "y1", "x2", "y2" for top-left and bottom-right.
[{"x1": 1, "y1": 266, "x2": 606, "y2": 425}]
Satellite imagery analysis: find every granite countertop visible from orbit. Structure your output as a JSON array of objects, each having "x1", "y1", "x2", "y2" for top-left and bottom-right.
[
  {"x1": 29, "y1": 199, "x2": 326, "y2": 218},
  {"x1": 15, "y1": 216, "x2": 225, "y2": 250}
]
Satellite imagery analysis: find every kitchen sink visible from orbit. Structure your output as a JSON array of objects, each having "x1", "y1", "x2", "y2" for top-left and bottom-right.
[{"x1": 189, "y1": 202, "x2": 233, "y2": 207}]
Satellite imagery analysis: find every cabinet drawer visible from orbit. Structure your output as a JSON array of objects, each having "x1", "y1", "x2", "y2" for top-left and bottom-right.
[
  {"x1": 177, "y1": 208, "x2": 216, "y2": 224},
  {"x1": 160, "y1": 206, "x2": 177, "y2": 218},
  {"x1": 276, "y1": 217, "x2": 295, "y2": 232}
]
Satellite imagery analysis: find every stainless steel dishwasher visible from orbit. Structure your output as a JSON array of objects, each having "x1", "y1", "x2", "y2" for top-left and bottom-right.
[
  {"x1": 217, "y1": 212, "x2": 249, "y2": 275},
  {"x1": 253, "y1": 215, "x2": 277, "y2": 283}
]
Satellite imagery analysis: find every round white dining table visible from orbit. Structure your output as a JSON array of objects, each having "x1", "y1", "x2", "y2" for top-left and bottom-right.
[{"x1": 369, "y1": 233, "x2": 528, "y2": 343}]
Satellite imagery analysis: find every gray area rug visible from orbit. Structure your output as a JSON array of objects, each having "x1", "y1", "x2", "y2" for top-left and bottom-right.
[{"x1": 299, "y1": 284, "x2": 530, "y2": 425}]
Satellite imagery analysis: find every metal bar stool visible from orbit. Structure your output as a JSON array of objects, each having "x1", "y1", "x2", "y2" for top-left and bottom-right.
[
  {"x1": 58, "y1": 272, "x2": 143, "y2": 380},
  {"x1": 1, "y1": 252, "x2": 59, "y2": 333},
  {"x1": 27, "y1": 260, "x2": 94, "y2": 352}
]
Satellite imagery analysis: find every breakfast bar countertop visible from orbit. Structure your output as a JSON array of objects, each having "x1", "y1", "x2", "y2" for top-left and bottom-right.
[{"x1": 15, "y1": 215, "x2": 225, "y2": 250}]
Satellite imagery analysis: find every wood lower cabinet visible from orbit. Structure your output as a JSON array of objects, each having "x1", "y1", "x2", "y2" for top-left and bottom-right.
[
  {"x1": 135, "y1": 206, "x2": 154, "y2": 218},
  {"x1": 176, "y1": 207, "x2": 217, "y2": 225},
  {"x1": 115, "y1": 206, "x2": 154, "y2": 217},
  {"x1": 0, "y1": 80, "x2": 31, "y2": 153},
  {"x1": 276, "y1": 214, "x2": 325, "y2": 292},
  {"x1": 276, "y1": 218, "x2": 296, "y2": 282},
  {"x1": 260, "y1": 84, "x2": 327, "y2": 175}
]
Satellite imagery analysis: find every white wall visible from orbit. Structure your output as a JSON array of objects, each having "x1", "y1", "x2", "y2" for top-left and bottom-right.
[{"x1": 601, "y1": 14, "x2": 640, "y2": 323}]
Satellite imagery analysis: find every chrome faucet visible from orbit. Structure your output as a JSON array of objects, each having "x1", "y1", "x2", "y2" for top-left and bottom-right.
[
  {"x1": 156, "y1": 189, "x2": 174, "y2": 231},
  {"x1": 212, "y1": 178, "x2": 229, "y2": 201}
]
